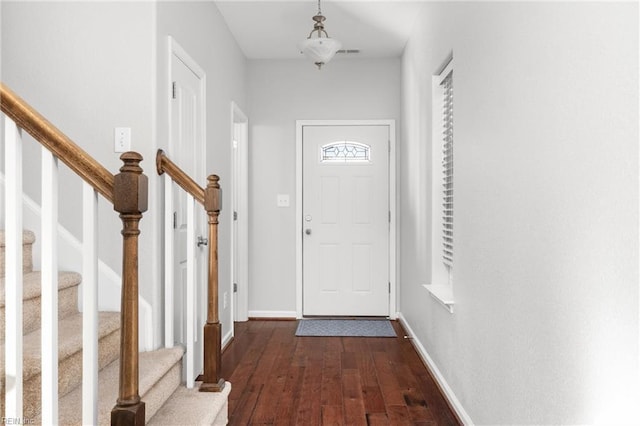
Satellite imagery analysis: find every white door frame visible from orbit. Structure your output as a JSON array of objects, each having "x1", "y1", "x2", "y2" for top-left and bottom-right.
[
  {"x1": 295, "y1": 119, "x2": 397, "y2": 319},
  {"x1": 230, "y1": 102, "x2": 249, "y2": 323},
  {"x1": 167, "y1": 36, "x2": 207, "y2": 383}
]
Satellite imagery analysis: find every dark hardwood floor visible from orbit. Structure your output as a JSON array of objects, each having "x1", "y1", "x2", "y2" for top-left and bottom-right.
[{"x1": 221, "y1": 320, "x2": 460, "y2": 425}]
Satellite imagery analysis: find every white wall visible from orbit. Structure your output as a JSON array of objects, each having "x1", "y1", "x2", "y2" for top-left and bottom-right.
[
  {"x1": 400, "y1": 2, "x2": 639, "y2": 423},
  {"x1": 156, "y1": 1, "x2": 247, "y2": 345},
  {"x1": 1, "y1": 0, "x2": 247, "y2": 349},
  {"x1": 1, "y1": 0, "x2": 156, "y2": 309},
  {"x1": 246, "y1": 58, "x2": 400, "y2": 316}
]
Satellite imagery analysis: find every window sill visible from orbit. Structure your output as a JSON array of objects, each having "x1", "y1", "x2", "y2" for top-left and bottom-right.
[{"x1": 423, "y1": 284, "x2": 455, "y2": 314}]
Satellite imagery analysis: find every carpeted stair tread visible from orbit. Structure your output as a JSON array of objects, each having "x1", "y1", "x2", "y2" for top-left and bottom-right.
[
  {"x1": 0, "y1": 311, "x2": 121, "y2": 420},
  {"x1": 55, "y1": 346, "x2": 185, "y2": 425},
  {"x1": 0, "y1": 271, "x2": 82, "y2": 342},
  {"x1": 0, "y1": 311, "x2": 120, "y2": 380},
  {"x1": 0, "y1": 229, "x2": 36, "y2": 246},
  {"x1": 148, "y1": 382, "x2": 231, "y2": 426},
  {"x1": 0, "y1": 271, "x2": 82, "y2": 307},
  {"x1": 0, "y1": 230, "x2": 36, "y2": 277}
]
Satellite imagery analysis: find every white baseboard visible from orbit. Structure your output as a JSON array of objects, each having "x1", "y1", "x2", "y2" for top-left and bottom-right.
[
  {"x1": 397, "y1": 312, "x2": 473, "y2": 425},
  {"x1": 222, "y1": 329, "x2": 234, "y2": 351},
  {"x1": 248, "y1": 310, "x2": 297, "y2": 319}
]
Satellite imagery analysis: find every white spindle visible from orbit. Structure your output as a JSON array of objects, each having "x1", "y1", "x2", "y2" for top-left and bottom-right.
[
  {"x1": 82, "y1": 182, "x2": 99, "y2": 425},
  {"x1": 4, "y1": 117, "x2": 23, "y2": 419},
  {"x1": 164, "y1": 177, "x2": 174, "y2": 348},
  {"x1": 185, "y1": 195, "x2": 195, "y2": 388},
  {"x1": 41, "y1": 148, "x2": 59, "y2": 424}
]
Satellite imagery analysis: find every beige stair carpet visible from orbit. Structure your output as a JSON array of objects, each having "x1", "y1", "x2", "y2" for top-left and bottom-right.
[
  {"x1": 1, "y1": 229, "x2": 231, "y2": 425},
  {"x1": 0, "y1": 271, "x2": 81, "y2": 341},
  {"x1": 148, "y1": 382, "x2": 231, "y2": 426},
  {"x1": 0, "y1": 229, "x2": 35, "y2": 277},
  {"x1": 0, "y1": 311, "x2": 121, "y2": 420},
  {"x1": 52, "y1": 346, "x2": 184, "y2": 425}
]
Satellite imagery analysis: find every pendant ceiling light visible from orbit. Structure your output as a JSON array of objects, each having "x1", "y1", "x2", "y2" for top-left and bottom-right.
[{"x1": 298, "y1": 0, "x2": 342, "y2": 69}]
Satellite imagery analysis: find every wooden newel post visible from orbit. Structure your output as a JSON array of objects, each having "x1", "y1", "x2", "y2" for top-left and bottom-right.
[
  {"x1": 200, "y1": 174, "x2": 225, "y2": 392},
  {"x1": 111, "y1": 152, "x2": 148, "y2": 425}
]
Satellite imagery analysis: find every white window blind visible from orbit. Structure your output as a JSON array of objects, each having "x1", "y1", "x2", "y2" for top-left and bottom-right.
[{"x1": 441, "y1": 69, "x2": 453, "y2": 267}]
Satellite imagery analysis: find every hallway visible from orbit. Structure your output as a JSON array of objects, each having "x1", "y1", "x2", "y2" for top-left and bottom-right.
[
  {"x1": 1, "y1": 1, "x2": 637, "y2": 422},
  {"x1": 221, "y1": 320, "x2": 459, "y2": 425}
]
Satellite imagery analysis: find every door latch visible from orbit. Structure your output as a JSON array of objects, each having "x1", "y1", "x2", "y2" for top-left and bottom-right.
[{"x1": 197, "y1": 236, "x2": 208, "y2": 247}]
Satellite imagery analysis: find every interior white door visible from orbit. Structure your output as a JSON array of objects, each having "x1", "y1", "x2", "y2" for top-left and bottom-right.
[
  {"x1": 231, "y1": 106, "x2": 249, "y2": 322},
  {"x1": 171, "y1": 52, "x2": 205, "y2": 382},
  {"x1": 302, "y1": 125, "x2": 390, "y2": 316}
]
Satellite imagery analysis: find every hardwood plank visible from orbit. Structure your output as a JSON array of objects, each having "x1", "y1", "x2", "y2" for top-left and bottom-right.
[
  {"x1": 250, "y1": 330, "x2": 296, "y2": 423},
  {"x1": 228, "y1": 383, "x2": 263, "y2": 425},
  {"x1": 321, "y1": 405, "x2": 345, "y2": 426},
  {"x1": 321, "y1": 350, "x2": 343, "y2": 406},
  {"x1": 361, "y1": 385, "x2": 387, "y2": 415},
  {"x1": 386, "y1": 404, "x2": 413, "y2": 426},
  {"x1": 325, "y1": 336, "x2": 344, "y2": 352},
  {"x1": 234, "y1": 321, "x2": 296, "y2": 423},
  {"x1": 415, "y1": 373, "x2": 460, "y2": 426},
  {"x1": 223, "y1": 320, "x2": 461, "y2": 426},
  {"x1": 344, "y1": 399, "x2": 367, "y2": 426},
  {"x1": 275, "y1": 365, "x2": 306, "y2": 426},
  {"x1": 393, "y1": 363, "x2": 435, "y2": 422},
  {"x1": 371, "y1": 351, "x2": 407, "y2": 406},
  {"x1": 342, "y1": 336, "x2": 368, "y2": 353},
  {"x1": 365, "y1": 412, "x2": 389, "y2": 426},
  {"x1": 355, "y1": 351, "x2": 379, "y2": 388},
  {"x1": 224, "y1": 330, "x2": 272, "y2": 414},
  {"x1": 294, "y1": 360, "x2": 323, "y2": 425},
  {"x1": 342, "y1": 370, "x2": 367, "y2": 426},
  {"x1": 341, "y1": 351, "x2": 358, "y2": 370},
  {"x1": 403, "y1": 387, "x2": 434, "y2": 422},
  {"x1": 355, "y1": 351, "x2": 386, "y2": 415}
]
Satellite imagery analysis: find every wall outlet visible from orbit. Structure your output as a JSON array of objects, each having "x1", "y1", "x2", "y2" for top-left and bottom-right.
[
  {"x1": 114, "y1": 127, "x2": 131, "y2": 153},
  {"x1": 223, "y1": 292, "x2": 228, "y2": 309}
]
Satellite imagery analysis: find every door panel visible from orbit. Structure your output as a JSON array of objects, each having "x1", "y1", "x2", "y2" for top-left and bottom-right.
[
  {"x1": 302, "y1": 125, "x2": 389, "y2": 316},
  {"x1": 171, "y1": 52, "x2": 205, "y2": 382}
]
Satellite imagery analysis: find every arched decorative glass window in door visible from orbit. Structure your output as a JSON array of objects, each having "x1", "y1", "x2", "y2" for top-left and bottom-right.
[{"x1": 320, "y1": 141, "x2": 371, "y2": 163}]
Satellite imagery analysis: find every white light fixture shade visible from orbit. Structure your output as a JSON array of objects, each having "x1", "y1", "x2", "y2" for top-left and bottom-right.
[{"x1": 298, "y1": 37, "x2": 342, "y2": 65}]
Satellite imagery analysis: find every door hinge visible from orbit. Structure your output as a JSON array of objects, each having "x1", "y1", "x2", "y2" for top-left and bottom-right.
[
  {"x1": 233, "y1": 283, "x2": 238, "y2": 293},
  {"x1": 389, "y1": 211, "x2": 391, "y2": 223},
  {"x1": 388, "y1": 282, "x2": 391, "y2": 293},
  {"x1": 233, "y1": 211, "x2": 238, "y2": 221},
  {"x1": 388, "y1": 140, "x2": 391, "y2": 153},
  {"x1": 172, "y1": 81, "x2": 177, "y2": 99},
  {"x1": 173, "y1": 211, "x2": 177, "y2": 229}
]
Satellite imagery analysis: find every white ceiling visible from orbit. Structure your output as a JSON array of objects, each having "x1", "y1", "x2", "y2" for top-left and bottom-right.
[{"x1": 214, "y1": 1, "x2": 425, "y2": 60}]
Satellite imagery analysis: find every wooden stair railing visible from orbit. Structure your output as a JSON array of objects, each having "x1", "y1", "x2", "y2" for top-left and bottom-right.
[
  {"x1": 1, "y1": 82, "x2": 148, "y2": 425},
  {"x1": 156, "y1": 149, "x2": 225, "y2": 392}
]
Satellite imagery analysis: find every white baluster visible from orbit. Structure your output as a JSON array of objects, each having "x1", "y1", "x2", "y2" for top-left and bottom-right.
[
  {"x1": 82, "y1": 182, "x2": 98, "y2": 425},
  {"x1": 186, "y1": 195, "x2": 195, "y2": 388},
  {"x1": 41, "y1": 148, "x2": 59, "y2": 424},
  {"x1": 4, "y1": 117, "x2": 23, "y2": 420},
  {"x1": 164, "y1": 177, "x2": 174, "y2": 348}
]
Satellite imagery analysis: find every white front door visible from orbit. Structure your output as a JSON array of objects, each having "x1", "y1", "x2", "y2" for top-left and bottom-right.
[
  {"x1": 171, "y1": 50, "x2": 206, "y2": 383},
  {"x1": 302, "y1": 125, "x2": 390, "y2": 316}
]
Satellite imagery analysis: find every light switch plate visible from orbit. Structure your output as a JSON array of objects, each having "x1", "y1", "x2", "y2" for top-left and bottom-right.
[
  {"x1": 277, "y1": 194, "x2": 290, "y2": 207},
  {"x1": 114, "y1": 127, "x2": 131, "y2": 153}
]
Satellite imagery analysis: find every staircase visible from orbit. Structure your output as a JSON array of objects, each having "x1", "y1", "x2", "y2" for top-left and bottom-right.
[{"x1": 0, "y1": 230, "x2": 230, "y2": 425}]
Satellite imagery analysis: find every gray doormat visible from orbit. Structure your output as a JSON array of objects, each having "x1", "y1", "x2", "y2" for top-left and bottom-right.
[{"x1": 295, "y1": 319, "x2": 397, "y2": 337}]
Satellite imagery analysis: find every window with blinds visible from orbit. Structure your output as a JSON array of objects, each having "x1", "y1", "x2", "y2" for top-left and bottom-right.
[{"x1": 441, "y1": 70, "x2": 453, "y2": 267}]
